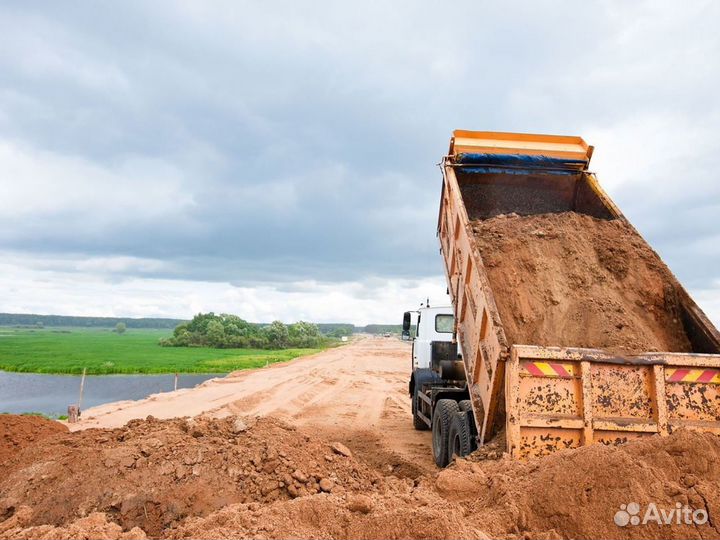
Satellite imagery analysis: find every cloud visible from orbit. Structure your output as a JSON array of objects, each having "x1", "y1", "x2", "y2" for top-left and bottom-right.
[
  {"x1": 0, "y1": 1, "x2": 718, "y2": 324},
  {"x1": 0, "y1": 252, "x2": 448, "y2": 324},
  {"x1": 0, "y1": 141, "x2": 194, "y2": 220}
]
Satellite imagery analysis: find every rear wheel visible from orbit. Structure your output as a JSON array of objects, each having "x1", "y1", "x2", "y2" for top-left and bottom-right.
[
  {"x1": 432, "y1": 399, "x2": 459, "y2": 467},
  {"x1": 448, "y1": 411, "x2": 474, "y2": 461},
  {"x1": 458, "y1": 399, "x2": 472, "y2": 413}
]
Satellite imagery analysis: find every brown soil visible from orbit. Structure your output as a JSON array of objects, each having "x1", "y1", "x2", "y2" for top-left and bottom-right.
[
  {"x1": 1, "y1": 413, "x2": 719, "y2": 539},
  {"x1": 0, "y1": 415, "x2": 379, "y2": 537},
  {"x1": 472, "y1": 212, "x2": 693, "y2": 353},
  {"x1": 440, "y1": 428, "x2": 720, "y2": 539},
  {"x1": 0, "y1": 414, "x2": 68, "y2": 463}
]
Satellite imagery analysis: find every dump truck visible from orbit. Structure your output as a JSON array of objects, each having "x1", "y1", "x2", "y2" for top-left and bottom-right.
[{"x1": 408, "y1": 130, "x2": 720, "y2": 466}]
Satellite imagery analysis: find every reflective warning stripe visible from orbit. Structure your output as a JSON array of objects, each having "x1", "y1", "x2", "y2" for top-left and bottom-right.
[
  {"x1": 521, "y1": 362, "x2": 575, "y2": 378},
  {"x1": 666, "y1": 368, "x2": 720, "y2": 384}
]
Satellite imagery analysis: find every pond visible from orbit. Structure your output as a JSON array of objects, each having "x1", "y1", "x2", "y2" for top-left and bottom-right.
[{"x1": 0, "y1": 371, "x2": 223, "y2": 416}]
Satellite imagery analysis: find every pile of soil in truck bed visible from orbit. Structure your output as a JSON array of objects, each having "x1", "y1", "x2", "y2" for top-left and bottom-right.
[{"x1": 471, "y1": 211, "x2": 693, "y2": 353}]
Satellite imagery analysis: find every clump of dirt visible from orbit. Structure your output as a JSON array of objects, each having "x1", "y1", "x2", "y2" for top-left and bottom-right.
[
  {"x1": 472, "y1": 212, "x2": 693, "y2": 353},
  {"x1": 0, "y1": 415, "x2": 379, "y2": 537},
  {"x1": 0, "y1": 414, "x2": 68, "y2": 463},
  {"x1": 466, "y1": 430, "x2": 506, "y2": 462}
]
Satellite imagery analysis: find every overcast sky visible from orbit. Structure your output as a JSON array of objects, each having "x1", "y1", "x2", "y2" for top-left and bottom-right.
[{"x1": 1, "y1": 1, "x2": 719, "y2": 325}]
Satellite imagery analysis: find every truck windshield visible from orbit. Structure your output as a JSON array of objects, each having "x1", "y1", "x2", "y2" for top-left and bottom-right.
[{"x1": 435, "y1": 314, "x2": 453, "y2": 333}]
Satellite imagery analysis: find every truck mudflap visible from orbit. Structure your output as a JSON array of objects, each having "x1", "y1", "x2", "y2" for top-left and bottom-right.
[{"x1": 505, "y1": 345, "x2": 720, "y2": 459}]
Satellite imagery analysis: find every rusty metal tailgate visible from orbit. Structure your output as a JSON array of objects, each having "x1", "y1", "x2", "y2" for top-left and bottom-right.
[{"x1": 505, "y1": 345, "x2": 720, "y2": 459}]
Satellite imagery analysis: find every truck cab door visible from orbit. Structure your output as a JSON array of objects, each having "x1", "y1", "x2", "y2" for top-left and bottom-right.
[{"x1": 414, "y1": 313, "x2": 429, "y2": 369}]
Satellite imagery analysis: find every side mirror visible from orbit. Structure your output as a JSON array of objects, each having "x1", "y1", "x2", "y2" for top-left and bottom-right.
[{"x1": 402, "y1": 312, "x2": 411, "y2": 335}]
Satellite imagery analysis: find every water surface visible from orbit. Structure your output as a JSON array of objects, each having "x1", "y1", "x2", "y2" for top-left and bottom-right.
[{"x1": 0, "y1": 371, "x2": 223, "y2": 416}]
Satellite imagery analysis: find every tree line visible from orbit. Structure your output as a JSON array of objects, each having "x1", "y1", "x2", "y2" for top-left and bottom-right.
[
  {"x1": 159, "y1": 312, "x2": 333, "y2": 349},
  {"x1": 0, "y1": 313, "x2": 184, "y2": 329},
  {"x1": 0, "y1": 312, "x2": 402, "y2": 338}
]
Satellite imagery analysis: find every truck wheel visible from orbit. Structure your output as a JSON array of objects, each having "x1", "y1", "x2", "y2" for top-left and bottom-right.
[
  {"x1": 458, "y1": 399, "x2": 472, "y2": 413},
  {"x1": 432, "y1": 399, "x2": 459, "y2": 467},
  {"x1": 449, "y1": 411, "x2": 474, "y2": 461}
]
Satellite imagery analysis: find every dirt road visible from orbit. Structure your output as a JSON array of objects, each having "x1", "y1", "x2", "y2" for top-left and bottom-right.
[{"x1": 73, "y1": 336, "x2": 436, "y2": 473}]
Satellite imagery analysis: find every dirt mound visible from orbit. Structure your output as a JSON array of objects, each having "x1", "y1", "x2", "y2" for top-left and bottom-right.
[
  {"x1": 440, "y1": 429, "x2": 720, "y2": 539},
  {"x1": 472, "y1": 212, "x2": 692, "y2": 353},
  {"x1": 2, "y1": 412, "x2": 719, "y2": 539},
  {"x1": 0, "y1": 414, "x2": 68, "y2": 463},
  {"x1": 168, "y1": 482, "x2": 487, "y2": 540},
  {"x1": 0, "y1": 415, "x2": 379, "y2": 537},
  {"x1": 2, "y1": 490, "x2": 486, "y2": 540}
]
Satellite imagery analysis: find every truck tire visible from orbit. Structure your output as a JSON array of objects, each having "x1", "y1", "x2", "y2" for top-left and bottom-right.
[
  {"x1": 457, "y1": 399, "x2": 480, "y2": 441},
  {"x1": 412, "y1": 369, "x2": 440, "y2": 431},
  {"x1": 448, "y1": 411, "x2": 474, "y2": 461},
  {"x1": 432, "y1": 399, "x2": 459, "y2": 467},
  {"x1": 458, "y1": 399, "x2": 472, "y2": 413}
]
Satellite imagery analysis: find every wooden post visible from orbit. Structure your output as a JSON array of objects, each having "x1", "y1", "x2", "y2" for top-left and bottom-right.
[
  {"x1": 174, "y1": 372, "x2": 179, "y2": 391},
  {"x1": 67, "y1": 405, "x2": 80, "y2": 423},
  {"x1": 78, "y1": 367, "x2": 87, "y2": 411}
]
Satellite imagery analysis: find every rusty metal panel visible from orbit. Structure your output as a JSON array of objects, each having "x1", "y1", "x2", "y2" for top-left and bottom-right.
[
  {"x1": 439, "y1": 165, "x2": 509, "y2": 443},
  {"x1": 519, "y1": 375, "x2": 582, "y2": 416},
  {"x1": 518, "y1": 427, "x2": 582, "y2": 458},
  {"x1": 593, "y1": 431, "x2": 649, "y2": 446},
  {"x1": 506, "y1": 346, "x2": 720, "y2": 459},
  {"x1": 665, "y1": 383, "x2": 720, "y2": 423},
  {"x1": 590, "y1": 365, "x2": 655, "y2": 420},
  {"x1": 665, "y1": 367, "x2": 720, "y2": 425}
]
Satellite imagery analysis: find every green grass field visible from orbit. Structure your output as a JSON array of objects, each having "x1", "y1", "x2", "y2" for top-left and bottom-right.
[{"x1": 0, "y1": 327, "x2": 322, "y2": 375}]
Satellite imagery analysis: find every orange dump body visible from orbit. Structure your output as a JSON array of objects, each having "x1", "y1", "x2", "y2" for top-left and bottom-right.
[{"x1": 438, "y1": 130, "x2": 720, "y2": 459}]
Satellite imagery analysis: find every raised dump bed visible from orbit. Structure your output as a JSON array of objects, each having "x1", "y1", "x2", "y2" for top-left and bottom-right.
[{"x1": 438, "y1": 130, "x2": 720, "y2": 459}]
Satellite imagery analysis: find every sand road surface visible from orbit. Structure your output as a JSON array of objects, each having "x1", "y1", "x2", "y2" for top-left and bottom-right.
[{"x1": 73, "y1": 336, "x2": 436, "y2": 472}]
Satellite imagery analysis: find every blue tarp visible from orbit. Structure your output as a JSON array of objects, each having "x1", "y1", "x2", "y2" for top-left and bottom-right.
[
  {"x1": 453, "y1": 153, "x2": 586, "y2": 175},
  {"x1": 458, "y1": 166, "x2": 575, "y2": 176}
]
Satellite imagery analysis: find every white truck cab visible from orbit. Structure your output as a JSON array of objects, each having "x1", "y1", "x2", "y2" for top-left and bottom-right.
[
  {"x1": 403, "y1": 303, "x2": 454, "y2": 370},
  {"x1": 404, "y1": 302, "x2": 467, "y2": 442}
]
